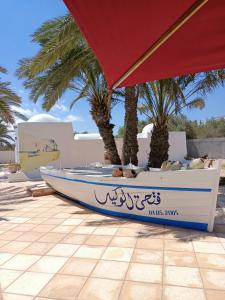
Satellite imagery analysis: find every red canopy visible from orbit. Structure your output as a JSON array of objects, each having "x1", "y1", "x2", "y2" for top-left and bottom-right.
[{"x1": 64, "y1": 0, "x2": 225, "y2": 88}]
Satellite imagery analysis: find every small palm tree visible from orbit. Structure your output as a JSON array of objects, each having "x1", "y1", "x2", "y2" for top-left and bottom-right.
[
  {"x1": 71, "y1": 70, "x2": 121, "y2": 164},
  {"x1": 139, "y1": 71, "x2": 225, "y2": 167},
  {"x1": 0, "y1": 66, "x2": 21, "y2": 124},
  {"x1": 0, "y1": 121, "x2": 14, "y2": 149}
]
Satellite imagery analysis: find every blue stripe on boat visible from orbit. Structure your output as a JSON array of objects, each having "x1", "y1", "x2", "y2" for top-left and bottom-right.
[
  {"x1": 45, "y1": 173, "x2": 212, "y2": 192},
  {"x1": 58, "y1": 192, "x2": 208, "y2": 231}
]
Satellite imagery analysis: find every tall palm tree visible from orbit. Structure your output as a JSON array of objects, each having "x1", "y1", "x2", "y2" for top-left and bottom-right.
[
  {"x1": 140, "y1": 71, "x2": 225, "y2": 167},
  {"x1": 122, "y1": 86, "x2": 139, "y2": 165},
  {"x1": 0, "y1": 66, "x2": 21, "y2": 124},
  {"x1": 17, "y1": 15, "x2": 121, "y2": 163},
  {"x1": 71, "y1": 70, "x2": 121, "y2": 164},
  {"x1": 0, "y1": 121, "x2": 14, "y2": 149}
]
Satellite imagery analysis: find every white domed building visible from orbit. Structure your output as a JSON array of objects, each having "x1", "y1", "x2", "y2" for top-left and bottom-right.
[{"x1": 27, "y1": 113, "x2": 60, "y2": 123}]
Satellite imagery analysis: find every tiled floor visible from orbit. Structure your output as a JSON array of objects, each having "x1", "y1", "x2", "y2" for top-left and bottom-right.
[{"x1": 0, "y1": 182, "x2": 225, "y2": 299}]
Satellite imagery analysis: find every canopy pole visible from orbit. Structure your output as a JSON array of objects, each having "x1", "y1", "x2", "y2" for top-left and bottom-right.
[{"x1": 112, "y1": 0, "x2": 208, "y2": 89}]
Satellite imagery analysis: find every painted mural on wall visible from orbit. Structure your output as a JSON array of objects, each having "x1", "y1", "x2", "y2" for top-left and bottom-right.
[{"x1": 19, "y1": 132, "x2": 60, "y2": 172}]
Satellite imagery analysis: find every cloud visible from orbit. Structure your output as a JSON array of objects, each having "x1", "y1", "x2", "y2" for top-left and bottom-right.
[
  {"x1": 64, "y1": 114, "x2": 83, "y2": 122},
  {"x1": 53, "y1": 103, "x2": 68, "y2": 112},
  {"x1": 11, "y1": 106, "x2": 37, "y2": 118}
]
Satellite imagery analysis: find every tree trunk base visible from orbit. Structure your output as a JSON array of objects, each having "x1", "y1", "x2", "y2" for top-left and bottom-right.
[{"x1": 148, "y1": 123, "x2": 169, "y2": 168}]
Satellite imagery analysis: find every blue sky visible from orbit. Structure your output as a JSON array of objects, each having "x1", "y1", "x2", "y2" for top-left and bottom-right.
[{"x1": 0, "y1": 0, "x2": 225, "y2": 134}]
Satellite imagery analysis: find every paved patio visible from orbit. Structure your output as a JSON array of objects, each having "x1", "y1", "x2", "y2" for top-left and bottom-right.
[{"x1": 0, "y1": 182, "x2": 225, "y2": 300}]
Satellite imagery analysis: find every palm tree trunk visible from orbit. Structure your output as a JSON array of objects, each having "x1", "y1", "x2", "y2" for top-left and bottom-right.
[
  {"x1": 148, "y1": 122, "x2": 169, "y2": 168},
  {"x1": 91, "y1": 100, "x2": 121, "y2": 165},
  {"x1": 122, "y1": 86, "x2": 139, "y2": 165},
  {"x1": 98, "y1": 122, "x2": 121, "y2": 164}
]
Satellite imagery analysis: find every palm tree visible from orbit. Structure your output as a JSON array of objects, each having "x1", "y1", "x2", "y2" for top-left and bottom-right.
[
  {"x1": 0, "y1": 121, "x2": 14, "y2": 149},
  {"x1": 0, "y1": 66, "x2": 21, "y2": 124},
  {"x1": 140, "y1": 71, "x2": 225, "y2": 167},
  {"x1": 122, "y1": 86, "x2": 139, "y2": 165},
  {"x1": 71, "y1": 70, "x2": 121, "y2": 164},
  {"x1": 17, "y1": 15, "x2": 121, "y2": 163}
]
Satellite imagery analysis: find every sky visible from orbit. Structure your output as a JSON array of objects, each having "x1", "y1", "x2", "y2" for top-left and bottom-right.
[{"x1": 0, "y1": 0, "x2": 225, "y2": 134}]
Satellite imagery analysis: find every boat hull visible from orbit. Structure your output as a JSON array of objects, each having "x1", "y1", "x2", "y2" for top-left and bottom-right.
[{"x1": 40, "y1": 166, "x2": 221, "y2": 232}]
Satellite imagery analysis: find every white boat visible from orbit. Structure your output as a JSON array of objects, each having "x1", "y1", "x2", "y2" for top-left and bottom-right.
[{"x1": 40, "y1": 163, "x2": 221, "y2": 232}]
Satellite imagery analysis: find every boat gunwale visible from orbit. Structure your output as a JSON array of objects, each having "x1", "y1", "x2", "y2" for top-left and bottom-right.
[{"x1": 42, "y1": 171, "x2": 212, "y2": 193}]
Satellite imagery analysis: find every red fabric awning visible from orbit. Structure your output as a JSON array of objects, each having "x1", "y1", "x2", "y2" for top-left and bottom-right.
[{"x1": 64, "y1": 0, "x2": 225, "y2": 88}]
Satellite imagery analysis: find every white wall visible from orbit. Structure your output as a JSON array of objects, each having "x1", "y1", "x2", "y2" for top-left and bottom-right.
[
  {"x1": 16, "y1": 122, "x2": 187, "y2": 171},
  {"x1": 70, "y1": 132, "x2": 187, "y2": 166},
  {"x1": 0, "y1": 151, "x2": 15, "y2": 163}
]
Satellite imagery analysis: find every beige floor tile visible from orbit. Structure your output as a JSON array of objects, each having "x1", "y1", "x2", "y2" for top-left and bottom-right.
[
  {"x1": 9, "y1": 217, "x2": 30, "y2": 224},
  {"x1": 16, "y1": 231, "x2": 44, "y2": 242},
  {"x1": 47, "y1": 243, "x2": 79, "y2": 257},
  {"x1": 193, "y1": 241, "x2": 225, "y2": 254},
  {"x1": 72, "y1": 226, "x2": 97, "y2": 235},
  {"x1": 36, "y1": 298, "x2": 62, "y2": 300},
  {"x1": 164, "y1": 251, "x2": 197, "y2": 267},
  {"x1": 11, "y1": 224, "x2": 36, "y2": 232},
  {"x1": 132, "y1": 248, "x2": 163, "y2": 264},
  {"x1": 163, "y1": 285, "x2": 206, "y2": 300},
  {"x1": 39, "y1": 274, "x2": 87, "y2": 300},
  {"x1": 77, "y1": 277, "x2": 122, "y2": 300},
  {"x1": 0, "y1": 241, "x2": 31, "y2": 253},
  {"x1": 190, "y1": 233, "x2": 220, "y2": 243},
  {"x1": 116, "y1": 227, "x2": 138, "y2": 237},
  {"x1": 164, "y1": 240, "x2": 193, "y2": 252},
  {"x1": 60, "y1": 257, "x2": 97, "y2": 276},
  {"x1": 62, "y1": 233, "x2": 87, "y2": 244},
  {"x1": 61, "y1": 218, "x2": 83, "y2": 226},
  {"x1": 51, "y1": 225, "x2": 74, "y2": 233},
  {"x1": 41, "y1": 217, "x2": 65, "y2": 225},
  {"x1": 134, "y1": 229, "x2": 166, "y2": 239},
  {"x1": 219, "y1": 237, "x2": 225, "y2": 243},
  {"x1": 2, "y1": 254, "x2": 40, "y2": 270},
  {"x1": 85, "y1": 235, "x2": 112, "y2": 246},
  {"x1": 32, "y1": 224, "x2": 56, "y2": 233},
  {"x1": 102, "y1": 247, "x2": 133, "y2": 262},
  {"x1": 196, "y1": 253, "x2": 225, "y2": 269},
  {"x1": 54, "y1": 213, "x2": 71, "y2": 219},
  {"x1": 5, "y1": 271, "x2": 54, "y2": 295},
  {"x1": 0, "y1": 231, "x2": 24, "y2": 241},
  {"x1": 91, "y1": 260, "x2": 129, "y2": 280},
  {"x1": 0, "y1": 269, "x2": 22, "y2": 289},
  {"x1": 0, "y1": 224, "x2": 17, "y2": 232},
  {"x1": 25, "y1": 217, "x2": 47, "y2": 224},
  {"x1": 73, "y1": 245, "x2": 105, "y2": 259},
  {"x1": 119, "y1": 282, "x2": 162, "y2": 300},
  {"x1": 206, "y1": 289, "x2": 225, "y2": 300},
  {"x1": 126, "y1": 263, "x2": 162, "y2": 283},
  {"x1": 136, "y1": 238, "x2": 164, "y2": 250},
  {"x1": 119, "y1": 221, "x2": 147, "y2": 229},
  {"x1": 1, "y1": 293, "x2": 33, "y2": 300},
  {"x1": 0, "y1": 253, "x2": 14, "y2": 265},
  {"x1": 164, "y1": 266, "x2": 203, "y2": 288},
  {"x1": 21, "y1": 242, "x2": 54, "y2": 255},
  {"x1": 93, "y1": 227, "x2": 118, "y2": 236},
  {"x1": 0, "y1": 240, "x2": 10, "y2": 247},
  {"x1": 200, "y1": 268, "x2": 225, "y2": 290},
  {"x1": 164, "y1": 230, "x2": 192, "y2": 240},
  {"x1": 38, "y1": 232, "x2": 65, "y2": 243},
  {"x1": 29, "y1": 256, "x2": 68, "y2": 273},
  {"x1": 110, "y1": 236, "x2": 137, "y2": 248}
]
